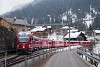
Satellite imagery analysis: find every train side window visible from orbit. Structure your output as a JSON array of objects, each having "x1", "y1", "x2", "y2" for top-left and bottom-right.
[
  {"x1": 49, "y1": 42, "x2": 51, "y2": 44},
  {"x1": 40, "y1": 41, "x2": 42, "y2": 44},
  {"x1": 33, "y1": 39, "x2": 37, "y2": 44},
  {"x1": 30, "y1": 38, "x2": 33, "y2": 44},
  {"x1": 36, "y1": 41, "x2": 39, "y2": 44}
]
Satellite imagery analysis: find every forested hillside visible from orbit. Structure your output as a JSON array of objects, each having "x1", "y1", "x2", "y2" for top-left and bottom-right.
[{"x1": 3, "y1": 0, "x2": 100, "y2": 31}]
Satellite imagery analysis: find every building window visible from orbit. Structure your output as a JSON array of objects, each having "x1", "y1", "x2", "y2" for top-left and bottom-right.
[
  {"x1": 13, "y1": 27, "x2": 18, "y2": 33},
  {"x1": 22, "y1": 28, "x2": 25, "y2": 31}
]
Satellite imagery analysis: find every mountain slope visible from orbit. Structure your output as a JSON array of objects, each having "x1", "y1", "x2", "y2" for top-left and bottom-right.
[{"x1": 4, "y1": 0, "x2": 100, "y2": 31}]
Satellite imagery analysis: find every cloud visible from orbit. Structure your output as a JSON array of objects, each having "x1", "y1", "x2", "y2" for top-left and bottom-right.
[{"x1": 0, "y1": 0, "x2": 33, "y2": 15}]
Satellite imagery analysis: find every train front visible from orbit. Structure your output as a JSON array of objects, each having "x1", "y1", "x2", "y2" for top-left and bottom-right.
[{"x1": 16, "y1": 32, "x2": 33, "y2": 55}]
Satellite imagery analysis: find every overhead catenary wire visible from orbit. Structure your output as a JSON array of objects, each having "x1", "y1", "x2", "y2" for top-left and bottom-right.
[
  {"x1": 8, "y1": 0, "x2": 23, "y2": 18},
  {"x1": 8, "y1": 0, "x2": 14, "y2": 8}
]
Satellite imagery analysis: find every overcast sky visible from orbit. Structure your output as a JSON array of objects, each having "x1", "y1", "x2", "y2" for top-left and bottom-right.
[{"x1": 0, "y1": 0, "x2": 33, "y2": 15}]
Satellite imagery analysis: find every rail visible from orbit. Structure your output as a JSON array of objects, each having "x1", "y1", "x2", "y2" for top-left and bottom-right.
[
  {"x1": 0, "y1": 47, "x2": 62, "y2": 67},
  {"x1": 77, "y1": 47, "x2": 100, "y2": 67}
]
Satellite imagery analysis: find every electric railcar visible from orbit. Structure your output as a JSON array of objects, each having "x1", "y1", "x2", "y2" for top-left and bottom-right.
[
  {"x1": 16, "y1": 32, "x2": 91, "y2": 54},
  {"x1": 16, "y1": 32, "x2": 34, "y2": 54},
  {"x1": 16, "y1": 32, "x2": 68, "y2": 54}
]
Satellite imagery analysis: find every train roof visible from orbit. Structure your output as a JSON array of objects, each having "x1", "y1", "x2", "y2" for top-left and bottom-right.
[{"x1": 18, "y1": 31, "x2": 31, "y2": 35}]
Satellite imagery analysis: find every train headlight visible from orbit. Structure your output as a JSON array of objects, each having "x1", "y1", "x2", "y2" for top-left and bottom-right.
[
  {"x1": 29, "y1": 45, "x2": 31, "y2": 48},
  {"x1": 22, "y1": 46, "x2": 25, "y2": 48},
  {"x1": 17, "y1": 45, "x2": 19, "y2": 48}
]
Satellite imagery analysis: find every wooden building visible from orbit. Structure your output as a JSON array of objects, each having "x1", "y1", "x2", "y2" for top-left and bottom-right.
[
  {"x1": 30, "y1": 26, "x2": 51, "y2": 38},
  {"x1": 0, "y1": 17, "x2": 30, "y2": 33},
  {"x1": 64, "y1": 32, "x2": 87, "y2": 41}
]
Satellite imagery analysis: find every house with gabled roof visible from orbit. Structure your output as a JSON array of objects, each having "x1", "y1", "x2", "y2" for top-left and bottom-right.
[
  {"x1": 94, "y1": 30, "x2": 100, "y2": 36},
  {"x1": 0, "y1": 17, "x2": 30, "y2": 33},
  {"x1": 64, "y1": 32, "x2": 87, "y2": 41},
  {"x1": 30, "y1": 26, "x2": 52, "y2": 38}
]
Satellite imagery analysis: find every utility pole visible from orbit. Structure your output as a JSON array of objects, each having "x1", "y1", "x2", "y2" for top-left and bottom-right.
[
  {"x1": 62, "y1": 13, "x2": 71, "y2": 50},
  {"x1": 68, "y1": 17, "x2": 71, "y2": 50},
  {"x1": 67, "y1": 9, "x2": 72, "y2": 50}
]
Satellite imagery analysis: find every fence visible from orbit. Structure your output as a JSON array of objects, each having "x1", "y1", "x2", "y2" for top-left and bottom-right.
[{"x1": 77, "y1": 47, "x2": 100, "y2": 67}]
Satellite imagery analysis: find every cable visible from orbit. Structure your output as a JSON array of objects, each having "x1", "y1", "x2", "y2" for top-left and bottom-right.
[
  {"x1": 8, "y1": 0, "x2": 22, "y2": 18},
  {"x1": 8, "y1": 0, "x2": 13, "y2": 7}
]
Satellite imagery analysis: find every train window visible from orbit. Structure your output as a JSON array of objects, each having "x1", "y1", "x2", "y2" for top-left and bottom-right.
[
  {"x1": 19, "y1": 37, "x2": 29, "y2": 42},
  {"x1": 18, "y1": 34, "x2": 30, "y2": 37},
  {"x1": 18, "y1": 34, "x2": 30, "y2": 42},
  {"x1": 34, "y1": 39, "x2": 39, "y2": 44},
  {"x1": 33, "y1": 39, "x2": 35, "y2": 43},
  {"x1": 48, "y1": 42, "x2": 51, "y2": 44},
  {"x1": 30, "y1": 38, "x2": 33, "y2": 44},
  {"x1": 59, "y1": 42, "x2": 62, "y2": 44},
  {"x1": 39, "y1": 41, "x2": 42, "y2": 44},
  {"x1": 35, "y1": 41, "x2": 39, "y2": 44}
]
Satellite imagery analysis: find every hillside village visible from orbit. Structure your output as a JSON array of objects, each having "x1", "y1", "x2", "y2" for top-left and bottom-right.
[
  {"x1": 1, "y1": 0, "x2": 100, "y2": 67},
  {"x1": 0, "y1": 17, "x2": 100, "y2": 40},
  {"x1": 1, "y1": 16, "x2": 100, "y2": 43}
]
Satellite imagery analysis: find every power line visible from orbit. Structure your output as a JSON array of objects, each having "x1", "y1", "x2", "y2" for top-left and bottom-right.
[{"x1": 8, "y1": 0, "x2": 14, "y2": 8}]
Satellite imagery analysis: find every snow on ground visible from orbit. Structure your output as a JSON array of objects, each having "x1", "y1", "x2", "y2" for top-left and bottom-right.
[
  {"x1": 93, "y1": 44, "x2": 100, "y2": 54},
  {"x1": 48, "y1": 32, "x2": 63, "y2": 41},
  {"x1": 56, "y1": 45, "x2": 82, "y2": 52}
]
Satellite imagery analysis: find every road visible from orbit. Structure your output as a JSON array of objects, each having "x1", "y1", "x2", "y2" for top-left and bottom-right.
[{"x1": 43, "y1": 50, "x2": 93, "y2": 67}]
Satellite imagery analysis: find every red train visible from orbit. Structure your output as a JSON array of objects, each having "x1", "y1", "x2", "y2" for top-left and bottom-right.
[
  {"x1": 16, "y1": 32, "x2": 91, "y2": 55},
  {"x1": 67, "y1": 41, "x2": 91, "y2": 46},
  {"x1": 16, "y1": 32, "x2": 68, "y2": 54}
]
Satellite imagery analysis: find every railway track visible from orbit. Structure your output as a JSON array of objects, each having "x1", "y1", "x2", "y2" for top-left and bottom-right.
[
  {"x1": 2, "y1": 55, "x2": 24, "y2": 67},
  {"x1": 1, "y1": 48, "x2": 57, "y2": 67}
]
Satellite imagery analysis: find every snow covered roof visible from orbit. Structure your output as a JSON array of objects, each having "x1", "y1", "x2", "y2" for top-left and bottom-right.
[
  {"x1": 80, "y1": 31, "x2": 85, "y2": 34},
  {"x1": 87, "y1": 37, "x2": 95, "y2": 41},
  {"x1": 62, "y1": 26, "x2": 69, "y2": 29},
  {"x1": 47, "y1": 26, "x2": 51, "y2": 28},
  {"x1": 95, "y1": 30, "x2": 100, "y2": 33},
  {"x1": 67, "y1": 29, "x2": 78, "y2": 33},
  {"x1": 64, "y1": 32, "x2": 82, "y2": 38},
  {"x1": 4, "y1": 18, "x2": 30, "y2": 26},
  {"x1": 31, "y1": 26, "x2": 46, "y2": 32},
  {"x1": 48, "y1": 32, "x2": 63, "y2": 41},
  {"x1": 61, "y1": 26, "x2": 75, "y2": 30},
  {"x1": 18, "y1": 31, "x2": 31, "y2": 35}
]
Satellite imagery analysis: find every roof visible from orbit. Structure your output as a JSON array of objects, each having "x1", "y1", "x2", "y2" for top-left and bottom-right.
[
  {"x1": 95, "y1": 30, "x2": 100, "y2": 33},
  {"x1": 64, "y1": 32, "x2": 82, "y2": 38},
  {"x1": 47, "y1": 26, "x2": 51, "y2": 28},
  {"x1": 31, "y1": 26, "x2": 46, "y2": 32},
  {"x1": 3, "y1": 18, "x2": 30, "y2": 26},
  {"x1": 67, "y1": 29, "x2": 78, "y2": 33},
  {"x1": 61, "y1": 26, "x2": 75, "y2": 29},
  {"x1": 80, "y1": 31, "x2": 85, "y2": 34},
  {"x1": 62, "y1": 26, "x2": 69, "y2": 29},
  {"x1": 18, "y1": 31, "x2": 31, "y2": 35}
]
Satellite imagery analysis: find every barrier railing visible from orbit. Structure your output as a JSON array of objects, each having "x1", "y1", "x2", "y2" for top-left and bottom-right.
[{"x1": 77, "y1": 47, "x2": 100, "y2": 67}]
